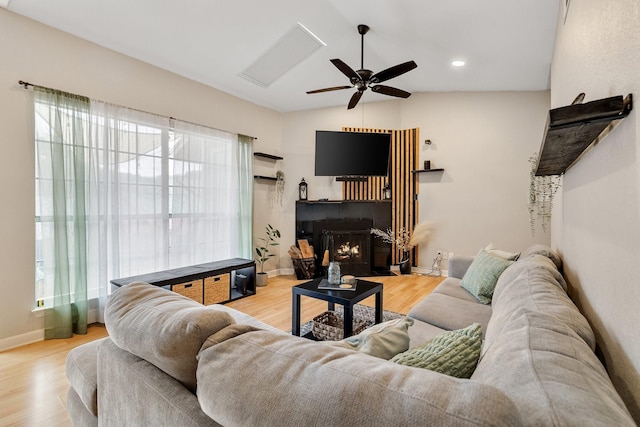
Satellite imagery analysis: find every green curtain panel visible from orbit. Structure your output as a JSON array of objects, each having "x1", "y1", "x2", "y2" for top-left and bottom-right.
[
  {"x1": 237, "y1": 134, "x2": 254, "y2": 259},
  {"x1": 35, "y1": 88, "x2": 90, "y2": 338}
]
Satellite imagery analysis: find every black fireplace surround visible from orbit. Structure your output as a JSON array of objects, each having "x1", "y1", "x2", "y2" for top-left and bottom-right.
[{"x1": 295, "y1": 200, "x2": 392, "y2": 277}]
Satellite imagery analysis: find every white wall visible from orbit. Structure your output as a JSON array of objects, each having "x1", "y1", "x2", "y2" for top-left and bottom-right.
[
  {"x1": 400, "y1": 92, "x2": 551, "y2": 266},
  {"x1": 0, "y1": 9, "x2": 281, "y2": 346},
  {"x1": 0, "y1": 8, "x2": 554, "y2": 356},
  {"x1": 280, "y1": 92, "x2": 551, "y2": 270},
  {"x1": 550, "y1": 0, "x2": 640, "y2": 420}
]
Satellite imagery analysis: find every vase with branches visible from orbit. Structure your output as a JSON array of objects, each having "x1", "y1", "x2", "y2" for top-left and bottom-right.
[
  {"x1": 370, "y1": 222, "x2": 432, "y2": 274},
  {"x1": 528, "y1": 154, "x2": 562, "y2": 236}
]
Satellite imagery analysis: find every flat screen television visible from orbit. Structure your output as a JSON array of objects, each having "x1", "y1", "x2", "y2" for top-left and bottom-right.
[{"x1": 314, "y1": 131, "x2": 391, "y2": 176}]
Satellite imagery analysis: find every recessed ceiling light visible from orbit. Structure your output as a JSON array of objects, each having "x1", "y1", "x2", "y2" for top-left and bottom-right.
[{"x1": 451, "y1": 60, "x2": 466, "y2": 67}]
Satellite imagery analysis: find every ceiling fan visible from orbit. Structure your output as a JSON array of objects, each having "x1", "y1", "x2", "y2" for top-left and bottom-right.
[{"x1": 307, "y1": 24, "x2": 417, "y2": 109}]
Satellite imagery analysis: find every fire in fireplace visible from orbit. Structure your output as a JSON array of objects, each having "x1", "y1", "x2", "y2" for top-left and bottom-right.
[{"x1": 314, "y1": 220, "x2": 373, "y2": 276}]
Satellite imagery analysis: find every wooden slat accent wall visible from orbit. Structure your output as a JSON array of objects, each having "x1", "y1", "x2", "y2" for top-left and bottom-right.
[{"x1": 342, "y1": 127, "x2": 419, "y2": 265}]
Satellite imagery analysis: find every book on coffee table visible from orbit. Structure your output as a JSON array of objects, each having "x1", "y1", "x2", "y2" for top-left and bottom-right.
[{"x1": 317, "y1": 278, "x2": 357, "y2": 291}]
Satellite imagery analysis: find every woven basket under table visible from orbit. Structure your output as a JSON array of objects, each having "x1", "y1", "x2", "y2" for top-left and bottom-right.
[{"x1": 312, "y1": 311, "x2": 367, "y2": 341}]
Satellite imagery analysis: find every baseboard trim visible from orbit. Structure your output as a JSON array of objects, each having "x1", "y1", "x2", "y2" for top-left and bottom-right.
[
  {"x1": 273, "y1": 267, "x2": 447, "y2": 278},
  {"x1": 0, "y1": 308, "x2": 100, "y2": 352},
  {"x1": 0, "y1": 329, "x2": 44, "y2": 352}
]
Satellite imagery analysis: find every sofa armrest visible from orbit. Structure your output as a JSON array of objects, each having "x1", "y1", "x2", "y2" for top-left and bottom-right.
[{"x1": 449, "y1": 255, "x2": 474, "y2": 279}]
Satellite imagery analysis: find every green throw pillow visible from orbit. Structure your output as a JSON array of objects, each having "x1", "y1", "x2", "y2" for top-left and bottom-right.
[
  {"x1": 461, "y1": 249, "x2": 514, "y2": 304},
  {"x1": 390, "y1": 323, "x2": 482, "y2": 378}
]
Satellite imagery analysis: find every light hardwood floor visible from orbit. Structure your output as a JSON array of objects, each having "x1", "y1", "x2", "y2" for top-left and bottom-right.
[{"x1": 0, "y1": 273, "x2": 442, "y2": 426}]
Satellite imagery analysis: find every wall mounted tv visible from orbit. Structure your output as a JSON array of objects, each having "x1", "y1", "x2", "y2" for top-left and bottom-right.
[{"x1": 314, "y1": 131, "x2": 391, "y2": 177}]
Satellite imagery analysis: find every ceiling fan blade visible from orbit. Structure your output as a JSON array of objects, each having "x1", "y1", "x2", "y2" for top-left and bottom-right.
[
  {"x1": 370, "y1": 60, "x2": 417, "y2": 84},
  {"x1": 330, "y1": 58, "x2": 361, "y2": 82},
  {"x1": 347, "y1": 91, "x2": 364, "y2": 109},
  {"x1": 307, "y1": 85, "x2": 353, "y2": 94},
  {"x1": 371, "y1": 85, "x2": 412, "y2": 98}
]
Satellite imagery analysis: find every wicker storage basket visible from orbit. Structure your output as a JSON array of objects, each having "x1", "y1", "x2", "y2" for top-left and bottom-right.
[
  {"x1": 292, "y1": 257, "x2": 316, "y2": 279},
  {"x1": 312, "y1": 311, "x2": 367, "y2": 341},
  {"x1": 204, "y1": 273, "x2": 230, "y2": 305},
  {"x1": 172, "y1": 280, "x2": 203, "y2": 304}
]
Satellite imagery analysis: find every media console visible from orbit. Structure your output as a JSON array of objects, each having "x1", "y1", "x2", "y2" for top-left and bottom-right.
[{"x1": 110, "y1": 258, "x2": 256, "y2": 305}]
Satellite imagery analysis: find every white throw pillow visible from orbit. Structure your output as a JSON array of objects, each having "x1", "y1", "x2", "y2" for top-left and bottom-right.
[
  {"x1": 485, "y1": 243, "x2": 520, "y2": 261},
  {"x1": 325, "y1": 317, "x2": 414, "y2": 359}
]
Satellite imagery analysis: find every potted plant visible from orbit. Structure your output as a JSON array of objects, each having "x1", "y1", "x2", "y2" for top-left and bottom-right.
[{"x1": 255, "y1": 224, "x2": 281, "y2": 287}]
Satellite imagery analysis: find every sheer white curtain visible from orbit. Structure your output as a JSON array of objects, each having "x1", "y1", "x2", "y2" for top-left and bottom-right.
[
  {"x1": 87, "y1": 102, "x2": 171, "y2": 322},
  {"x1": 36, "y1": 92, "x2": 253, "y2": 326},
  {"x1": 170, "y1": 120, "x2": 250, "y2": 265}
]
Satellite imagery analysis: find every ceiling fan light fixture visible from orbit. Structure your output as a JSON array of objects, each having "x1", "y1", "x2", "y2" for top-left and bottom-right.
[{"x1": 307, "y1": 24, "x2": 417, "y2": 109}]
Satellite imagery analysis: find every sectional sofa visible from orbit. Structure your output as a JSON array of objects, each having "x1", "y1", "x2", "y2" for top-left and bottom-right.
[{"x1": 65, "y1": 245, "x2": 635, "y2": 426}]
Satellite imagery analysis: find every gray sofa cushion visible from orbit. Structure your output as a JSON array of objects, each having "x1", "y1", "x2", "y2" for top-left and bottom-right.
[
  {"x1": 472, "y1": 307, "x2": 635, "y2": 426},
  {"x1": 66, "y1": 387, "x2": 97, "y2": 427},
  {"x1": 65, "y1": 338, "x2": 106, "y2": 416},
  {"x1": 520, "y1": 244, "x2": 562, "y2": 269},
  {"x1": 98, "y1": 339, "x2": 220, "y2": 426},
  {"x1": 408, "y1": 292, "x2": 492, "y2": 336},
  {"x1": 407, "y1": 319, "x2": 448, "y2": 349},
  {"x1": 104, "y1": 281, "x2": 235, "y2": 391},
  {"x1": 197, "y1": 330, "x2": 523, "y2": 426},
  {"x1": 432, "y1": 277, "x2": 482, "y2": 303},
  {"x1": 488, "y1": 254, "x2": 595, "y2": 351}
]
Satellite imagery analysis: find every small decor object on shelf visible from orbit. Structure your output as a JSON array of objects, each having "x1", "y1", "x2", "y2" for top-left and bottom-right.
[
  {"x1": 298, "y1": 178, "x2": 308, "y2": 201},
  {"x1": 383, "y1": 183, "x2": 392, "y2": 200},
  {"x1": 528, "y1": 153, "x2": 562, "y2": 236},
  {"x1": 255, "y1": 224, "x2": 281, "y2": 287},
  {"x1": 424, "y1": 160, "x2": 431, "y2": 170}
]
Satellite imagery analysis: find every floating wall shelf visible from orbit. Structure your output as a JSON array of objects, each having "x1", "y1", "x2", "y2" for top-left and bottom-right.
[
  {"x1": 253, "y1": 175, "x2": 278, "y2": 182},
  {"x1": 411, "y1": 168, "x2": 444, "y2": 174},
  {"x1": 253, "y1": 152, "x2": 283, "y2": 182},
  {"x1": 254, "y1": 152, "x2": 283, "y2": 160},
  {"x1": 335, "y1": 176, "x2": 369, "y2": 182},
  {"x1": 535, "y1": 94, "x2": 633, "y2": 176}
]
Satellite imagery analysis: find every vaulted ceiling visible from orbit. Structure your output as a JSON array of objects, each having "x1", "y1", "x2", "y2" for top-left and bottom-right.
[{"x1": 5, "y1": 0, "x2": 560, "y2": 112}]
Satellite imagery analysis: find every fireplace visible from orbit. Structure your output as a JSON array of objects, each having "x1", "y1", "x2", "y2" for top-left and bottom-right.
[
  {"x1": 314, "y1": 219, "x2": 372, "y2": 276},
  {"x1": 296, "y1": 200, "x2": 392, "y2": 277}
]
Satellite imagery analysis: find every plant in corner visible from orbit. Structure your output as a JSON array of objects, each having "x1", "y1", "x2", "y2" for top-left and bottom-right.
[
  {"x1": 528, "y1": 153, "x2": 562, "y2": 236},
  {"x1": 255, "y1": 224, "x2": 281, "y2": 287}
]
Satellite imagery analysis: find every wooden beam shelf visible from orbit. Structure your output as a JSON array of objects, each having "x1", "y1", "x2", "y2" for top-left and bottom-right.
[{"x1": 535, "y1": 94, "x2": 633, "y2": 176}]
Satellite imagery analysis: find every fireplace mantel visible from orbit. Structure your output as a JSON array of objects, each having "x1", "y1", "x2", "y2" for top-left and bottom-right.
[{"x1": 295, "y1": 200, "x2": 392, "y2": 276}]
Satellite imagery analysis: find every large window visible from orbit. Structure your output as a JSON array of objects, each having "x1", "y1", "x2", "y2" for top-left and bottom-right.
[{"x1": 35, "y1": 95, "x2": 252, "y2": 307}]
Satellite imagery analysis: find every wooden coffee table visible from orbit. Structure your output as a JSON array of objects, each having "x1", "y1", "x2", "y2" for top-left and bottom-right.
[{"x1": 291, "y1": 278, "x2": 383, "y2": 338}]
